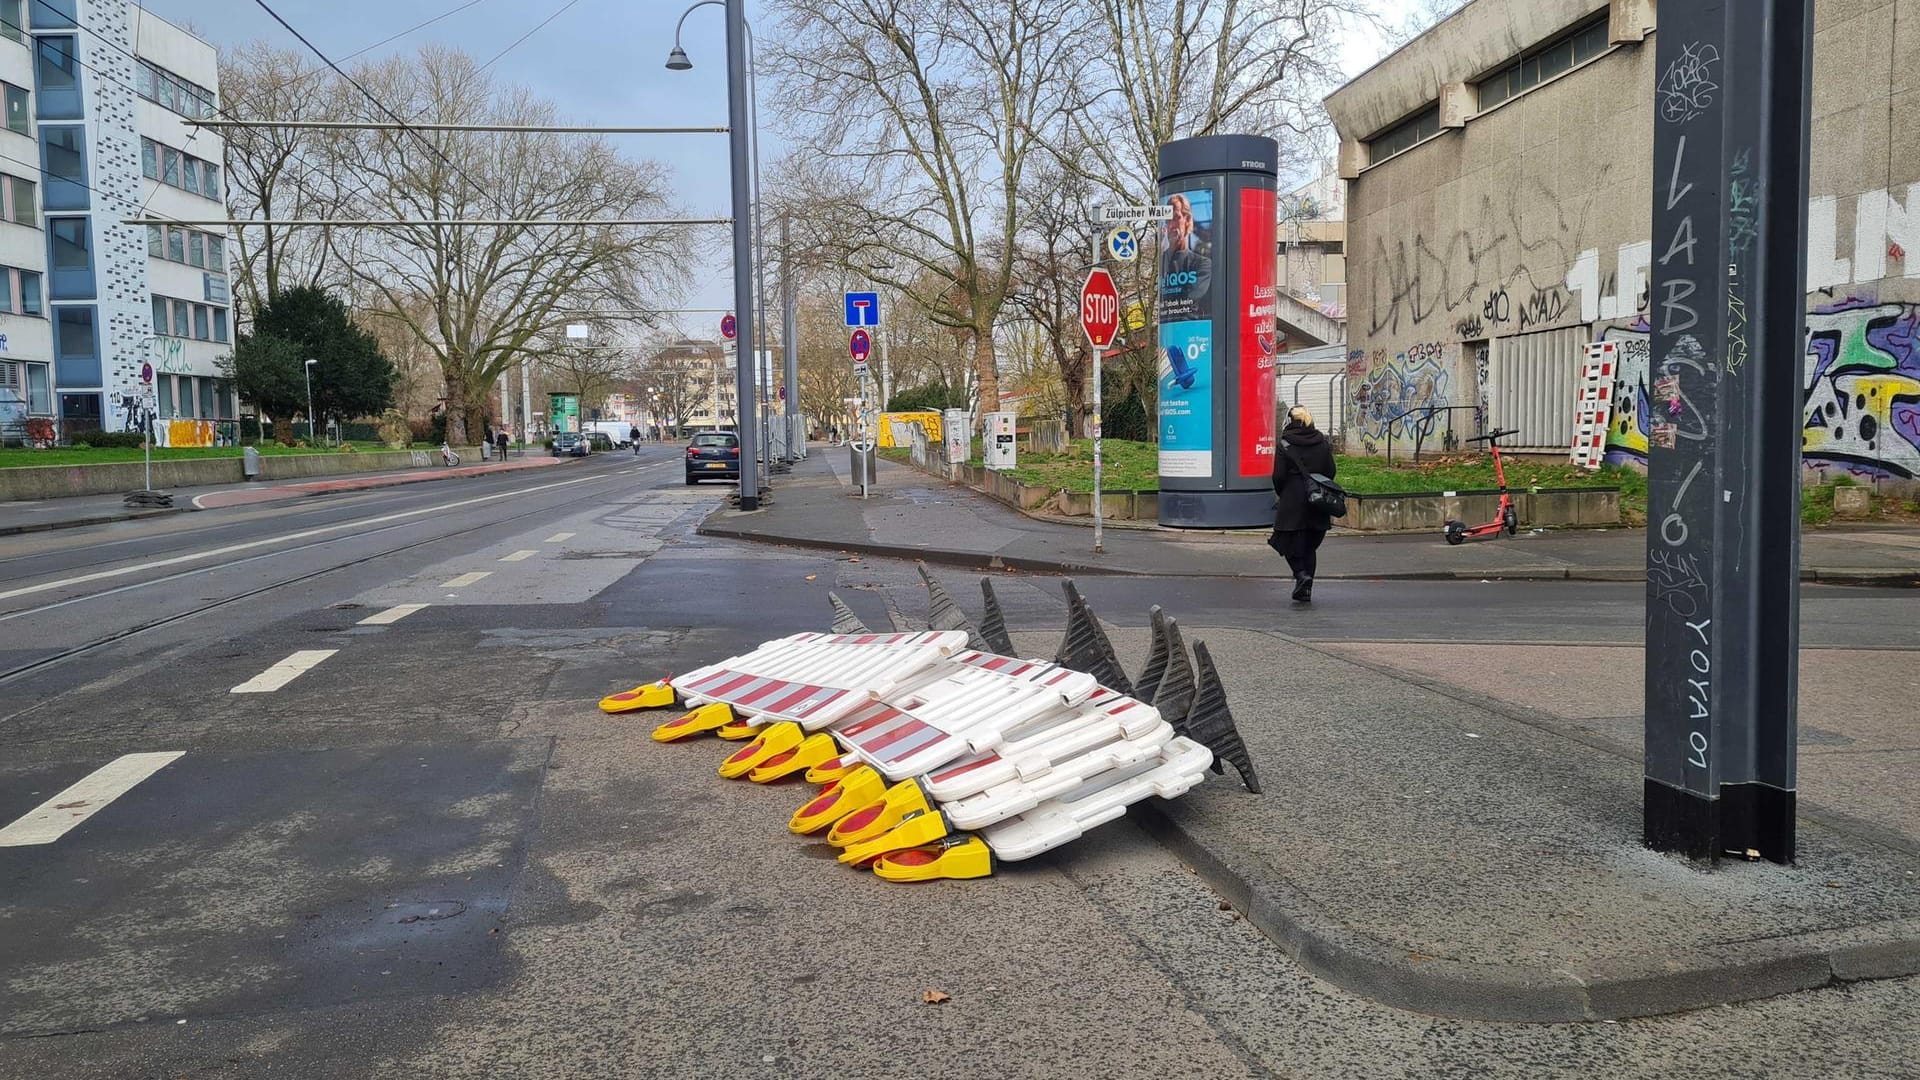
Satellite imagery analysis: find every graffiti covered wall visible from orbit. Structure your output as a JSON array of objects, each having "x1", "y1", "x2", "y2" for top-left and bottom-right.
[
  {"x1": 1600, "y1": 298, "x2": 1920, "y2": 480},
  {"x1": 1347, "y1": 342, "x2": 1453, "y2": 455}
]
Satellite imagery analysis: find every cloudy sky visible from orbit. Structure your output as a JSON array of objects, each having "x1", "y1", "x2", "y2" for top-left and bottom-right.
[{"x1": 147, "y1": 0, "x2": 1421, "y2": 321}]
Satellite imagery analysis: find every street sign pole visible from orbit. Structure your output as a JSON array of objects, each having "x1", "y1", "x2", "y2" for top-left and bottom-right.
[
  {"x1": 1644, "y1": 0, "x2": 1811, "y2": 863},
  {"x1": 723, "y1": 0, "x2": 760, "y2": 510},
  {"x1": 1092, "y1": 242, "x2": 1104, "y2": 556},
  {"x1": 1080, "y1": 265, "x2": 1122, "y2": 556}
]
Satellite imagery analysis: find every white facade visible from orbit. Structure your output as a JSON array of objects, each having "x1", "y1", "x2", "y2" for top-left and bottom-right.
[{"x1": 0, "y1": 1, "x2": 234, "y2": 445}]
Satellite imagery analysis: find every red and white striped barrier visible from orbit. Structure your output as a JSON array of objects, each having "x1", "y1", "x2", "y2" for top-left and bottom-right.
[
  {"x1": 979, "y1": 736, "x2": 1213, "y2": 861},
  {"x1": 675, "y1": 631, "x2": 968, "y2": 729},
  {"x1": 923, "y1": 688, "x2": 1161, "y2": 803},
  {"x1": 830, "y1": 658, "x2": 1099, "y2": 781},
  {"x1": 939, "y1": 719, "x2": 1175, "y2": 830}
]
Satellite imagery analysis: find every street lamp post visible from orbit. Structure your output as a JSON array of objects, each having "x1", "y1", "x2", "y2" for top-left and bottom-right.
[
  {"x1": 669, "y1": 0, "x2": 761, "y2": 508},
  {"x1": 303, "y1": 358, "x2": 318, "y2": 445}
]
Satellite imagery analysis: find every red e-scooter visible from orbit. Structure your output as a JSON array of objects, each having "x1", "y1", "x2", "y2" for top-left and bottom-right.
[{"x1": 1443, "y1": 428, "x2": 1521, "y2": 545}]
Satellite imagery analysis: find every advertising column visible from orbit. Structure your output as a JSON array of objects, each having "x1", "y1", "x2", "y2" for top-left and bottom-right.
[{"x1": 1156, "y1": 135, "x2": 1280, "y2": 528}]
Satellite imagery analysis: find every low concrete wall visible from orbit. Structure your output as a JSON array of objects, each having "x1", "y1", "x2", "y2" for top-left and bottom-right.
[
  {"x1": 1333, "y1": 488, "x2": 1620, "y2": 531},
  {"x1": 0, "y1": 447, "x2": 483, "y2": 502}
]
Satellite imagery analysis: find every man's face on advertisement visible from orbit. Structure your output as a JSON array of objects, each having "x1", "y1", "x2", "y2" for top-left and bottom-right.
[{"x1": 1168, "y1": 197, "x2": 1192, "y2": 251}]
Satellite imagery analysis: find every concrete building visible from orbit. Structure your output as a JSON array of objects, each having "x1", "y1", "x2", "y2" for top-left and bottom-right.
[
  {"x1": 0, "y1": 1, "x2": 233, "y2": 445},
  {"x1": 1274, "y1": 163, "x2": 1348, "y2": 349},
  {"x1": 643, "y1": 338, "x2": 737, "y2": 433},
  {"x1": 1326, "y1": 0, "x2": 1919, "y2": 482}
]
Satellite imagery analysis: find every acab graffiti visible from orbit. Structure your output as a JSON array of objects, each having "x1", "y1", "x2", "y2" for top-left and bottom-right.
[{"x1": 1601, "y1": 299, "x2": 1920, "y2": 479}]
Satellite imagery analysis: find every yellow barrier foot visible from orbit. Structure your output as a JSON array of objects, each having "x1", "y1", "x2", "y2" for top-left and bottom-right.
[
  {"x1": 649, "y1": 702, "x2": 735, "y2": 743},
  {"x1": 838, "y1": 810, "x2": 952, "y2": 866},
  {"x1": 827, "y1": 779, "x2": 933, "y2": 848},
  {"x1": 714, "y1": 719, "x2": 761, "y2": 741},
  {"x1": 789, "y1": 766, "x2": 885, "y2": 835},
  {"x1": 873, "y1": 835, "x2": 994, "y2": 882},
  {"x1": 718, "y1": 722, "x2": 804, "y2": 779},
  {"x1": 748, "y1": 733, "x2": 841, "y2": 783},
  {"x1": 600, "y1": 679, "x2": 676, "y2": 714},
  {"x1": 804, "y1": 751, "x2": 864, "y2": 785}
]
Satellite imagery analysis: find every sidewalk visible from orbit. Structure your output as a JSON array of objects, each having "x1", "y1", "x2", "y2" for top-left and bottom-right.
[
  {"x1": 0, "y1": 454, "x2": 566, "y2": 536},
  {"x1": 699, "y1": 449, "x2": 1920, "y2": 585}
]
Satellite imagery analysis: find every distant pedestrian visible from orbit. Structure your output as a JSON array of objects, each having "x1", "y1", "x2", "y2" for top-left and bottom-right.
[
  {"x1": 495, "y1": 429, "x2": 510, "y2": 459},
  {"x1": 1270, "y1": 406, "x2": 1337, "y2": 603}
]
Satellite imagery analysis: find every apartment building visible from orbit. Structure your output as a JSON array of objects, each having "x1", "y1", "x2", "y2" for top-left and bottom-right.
[{"x1": 0, "y1": 1, "x2": 233, "y2": 445}]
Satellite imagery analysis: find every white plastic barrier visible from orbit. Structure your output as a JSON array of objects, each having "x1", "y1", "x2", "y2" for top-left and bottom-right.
[
  {"x1": 675, "y1": 631, "x2": 968, "y2": 729},
  {"x1": 924, "y1": 688, "x2": 1163, "y2": 802},
  {"x1": 980, "y1": 737, "x2": 1213, "y2": 861},
  {"x1": 830, "y1": 658, "x2": 1100, "y2": 781},
  {"x1": 941, "y1": 720, "x2": 1174, "y2": 830}
]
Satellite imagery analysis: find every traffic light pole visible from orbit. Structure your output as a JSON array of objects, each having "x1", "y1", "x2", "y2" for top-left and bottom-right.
[
  {"x1": 1644, "y1": 0, "x2": 1811, "y2": 863},
  {"x1": 723, "y1": 0, "x2": 760, "y2": 509}
]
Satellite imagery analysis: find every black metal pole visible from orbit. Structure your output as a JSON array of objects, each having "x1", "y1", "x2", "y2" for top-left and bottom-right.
[{"x1": 1644, "y1": 0, "x2": 1810, "y2": 863}]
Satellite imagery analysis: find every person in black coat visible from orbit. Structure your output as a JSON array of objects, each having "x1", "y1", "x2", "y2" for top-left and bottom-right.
[{"x1": 1269, "y1": 406, "x2": 1337, "y2": 603}]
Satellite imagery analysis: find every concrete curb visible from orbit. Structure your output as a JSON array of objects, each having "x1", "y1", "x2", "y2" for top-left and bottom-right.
[
  {"x1": 0, "y1": 507, "x2": 184, "y2": 537},
  {"x1": 696, "y1": 517, "x2": 1920, "y2": 588},
  {"x1": 1133, "y1": 799, "x2": 1920, "y2": 1021}
]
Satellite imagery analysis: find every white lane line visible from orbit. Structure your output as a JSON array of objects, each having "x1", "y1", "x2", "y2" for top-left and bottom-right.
[
  {"x1": 499, "y1": 550, "x2": 537, "y2": 563},
  {"x1": 360, "y1": 603, "x2": 429, "y2": 625},
  {"x1": 0, "y1": 752, "x2": 186, "y2": 847},
  {"x1": 442, "y1": 571, "x2": 492, "y2": 588},
  {"x1": 0, "y1": 466, "x2": 670, "y2": 606},
  {"x1": 231, "y1": 649, "x2": 339, "y2": 693},
  {"x1": 543, "y1": 532, "x2": 575, "y2": 543}
]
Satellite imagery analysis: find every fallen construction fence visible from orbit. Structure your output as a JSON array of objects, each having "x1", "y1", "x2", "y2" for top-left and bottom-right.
[{"x1": 599, "y1": 565, "x2": 1259, "y2": 881}]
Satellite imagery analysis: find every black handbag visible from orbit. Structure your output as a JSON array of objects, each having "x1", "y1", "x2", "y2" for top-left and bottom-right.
[{"x1": 1283, "y1": 444, "x2": 1348, "y2": 519}]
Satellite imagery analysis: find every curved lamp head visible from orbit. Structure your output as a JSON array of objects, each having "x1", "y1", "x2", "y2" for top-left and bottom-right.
[{"x1": 665, "y1": 46, "x2": 692, "y2": 70}]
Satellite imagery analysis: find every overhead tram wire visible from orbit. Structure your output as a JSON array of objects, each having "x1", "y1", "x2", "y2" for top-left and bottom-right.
[
  {"x1": 220, "y1": 0, "x2": 494, "y2": 119},
  {"x1": 248, "y1": 0, "x2": 503, "y2": 220},
  {"x1": 473, "y1": 0, "x2": 586, "y2": 76}
]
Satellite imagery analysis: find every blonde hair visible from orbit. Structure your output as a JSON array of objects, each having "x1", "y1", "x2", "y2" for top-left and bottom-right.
[{"x1": 1288, "y1": 406, "x2": 1315, "y2": 427}]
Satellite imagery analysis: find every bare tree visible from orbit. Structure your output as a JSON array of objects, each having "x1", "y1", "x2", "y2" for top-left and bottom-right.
[
  {"x1": 541, "y1": 341, "x2": 633, "y2": 417},
  {"x1": 768, "y1": 0, "x2": 1091, "y2": 428},
  {"x1": 635, "y1": 340, "x2": 719, "y2": 437},
  {"x1": 220, "y1": 43, "x2": 369, "y2": 327},
  {"x1": 329, "y1": 48, "x2": 685, "y2": 444}
]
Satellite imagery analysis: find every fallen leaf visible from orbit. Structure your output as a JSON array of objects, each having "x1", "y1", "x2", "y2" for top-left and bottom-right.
[
  {"x1": 805, "y1": 575, "x2": 817, "y2": 581},
  {"x1": 921, "y1": 989, "x2": 951, "y2": 1004}
]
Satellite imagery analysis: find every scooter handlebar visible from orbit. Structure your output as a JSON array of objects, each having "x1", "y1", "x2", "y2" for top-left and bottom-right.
[{"x1": 1468, "y1": 428, "x2": 1522, "y2": 444}]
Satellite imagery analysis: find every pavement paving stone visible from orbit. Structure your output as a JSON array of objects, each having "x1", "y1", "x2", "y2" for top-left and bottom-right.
[{"x1": 703, "y1": 452, "x2": 1920, "y2": 584}]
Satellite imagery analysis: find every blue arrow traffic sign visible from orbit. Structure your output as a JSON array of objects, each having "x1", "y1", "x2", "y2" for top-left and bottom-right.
[{"x1": 844, "y1": 291, "x2": 880, "y2": 327}]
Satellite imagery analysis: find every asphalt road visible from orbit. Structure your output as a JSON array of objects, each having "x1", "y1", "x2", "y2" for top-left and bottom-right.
[{"x1": 1, "y1": 452, "x2": 1913, "y2": 1079}]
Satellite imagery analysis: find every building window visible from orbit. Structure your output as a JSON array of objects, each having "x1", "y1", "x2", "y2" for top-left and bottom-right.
[
  {"x1": 1366, "y1": 106, "x2": 1441, "y2": 165},
  {"x1": 147, "y1": 222, "x2": 161, "y2": 256},
  {"x1": 59, "y1": 391, "x2": 99, "y2": 432},
  {"x1": 152, "y1": 297, "x2": 229, "y2": 342},
  {"x1": 166, "y1": 225, "x2": 183, "y2": 262},
  {"x1": 27, "y1": 359, "x2": 48, "y2": 413},
  {"x1": 150, "y1": 295, "x2": 164, "y2": 335},
  {"x1": 187, "y1": 231, "x2": 205, "y2": 267},
  {"x1": 48, "y1": 215, "x2": 91, "y2": 298},
  {"x1": 54, "y1": 306, "x2": 98, "y2": 387},
  {"x1": 0, "y1": 265, "x2": 30, "y2": 314},
  {"x1": 212, "y1": 306, "x2": 227, "y2": 342},
  {"x1": 39, "y1": 125, "x2": 86, "y2": 210},
  {"x1": 135, "y1": 59, "x2": 215, "y2": 120},
  {"x1": 171, "y1": 298, "x2": 187, "y2": 337},
  {"x1": 1478, "y1": 16, "x2": 1612, "y2": 111},
  {"x1": 4, "y1": 82, "x2": 25, "y2": 135},
  {"x1": 150, "y1": 225, "x2": 227, "y2": 274},
  {"x1": 207, "y1": 234, "x2": 223, "y2": 267},
  {"x1": 34, "y1": 36, "x2": 80, "y2": 120},
  {"x1": 34, "y1": 0, "x2": 74, "y2": 27},
  {"x1": 192, "y1": 304, "x2": 209, "y2": 340},
  {"x1": 142, "y1": 138, "x2": 221, "y2": 202},
  {"x1": 0, "y1": 0, "x2": 22, "y2": 43},
  {"x1": 4, "y1": 174, "x2": 34, "y2": 226}
]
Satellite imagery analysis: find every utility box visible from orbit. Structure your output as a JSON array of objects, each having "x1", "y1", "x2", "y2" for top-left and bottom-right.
[
  {"x1": 242, "y1": 445, "x2": 262, "y2": 479},
  {"x1": 984, "y1": 411, "x2": 1018, "y2": 470},
  {"x1": 942, "y1": 409, "x2": 972, "y2": 465},
  {"x1": 848, "y1": 442, "x2": 876, "y2": 487}
]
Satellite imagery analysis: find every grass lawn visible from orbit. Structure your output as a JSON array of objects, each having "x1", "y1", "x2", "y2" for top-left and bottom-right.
[
  {"x1": 1002, "y1": 438, "x2": 1160, "y2": 492},
  {"x1": 0, "y1": 443, "x2": 436, "y2": 468}
]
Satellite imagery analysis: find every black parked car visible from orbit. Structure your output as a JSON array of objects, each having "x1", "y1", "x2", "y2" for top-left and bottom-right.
[{"x1": 685, "y1": 430, "x2": 740, "y2": 484}]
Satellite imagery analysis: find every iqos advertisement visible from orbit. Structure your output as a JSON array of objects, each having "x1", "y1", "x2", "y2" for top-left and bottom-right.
[
  {"x1": 1154, "y1": 134, "x2": 1279, "y2": 528},
  {"x1": 1157, "y1": 181, "x2": 1219, "y2": 479}
]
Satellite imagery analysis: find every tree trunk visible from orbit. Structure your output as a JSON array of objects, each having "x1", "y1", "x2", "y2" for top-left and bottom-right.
[
  {"x1": 1056, "y1": 339, "x2": 1088, "y2": 438},
  {"x1": 970, "y1": 325, "x2": 999, "y2": 431},
  {"x1": 443, "y1": 379, "x2": 470, "y2": 446}
]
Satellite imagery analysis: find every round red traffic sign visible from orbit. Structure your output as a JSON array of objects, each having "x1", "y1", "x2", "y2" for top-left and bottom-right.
[
  {"x1": 720, "y1": 312, "x2": 738, "y2": 340},
  {"x1": 1081, "y1": 268, "x2": 1119, "y2": 349},
  {"x1": 850, "y1": 328, "x2": 871, "y2": 362}
]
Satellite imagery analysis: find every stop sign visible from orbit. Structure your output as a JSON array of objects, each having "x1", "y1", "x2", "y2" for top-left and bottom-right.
[{"x1": 1080, "y1": 268, "x2": 1119, "y2": 350}]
